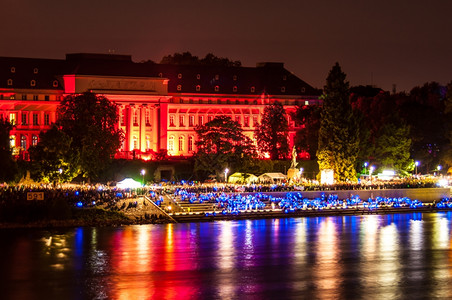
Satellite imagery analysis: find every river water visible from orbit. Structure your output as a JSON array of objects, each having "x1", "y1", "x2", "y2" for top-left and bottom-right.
[{"x1": 1, "y1": 212, "x2": 452, "y2": 300}]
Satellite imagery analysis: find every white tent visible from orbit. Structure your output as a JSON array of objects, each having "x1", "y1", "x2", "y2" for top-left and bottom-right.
[
  {"x1": 258, "y1": 172, "x2": 287, "y2": 183},
  {"x1": 228, "y1": 173, "x2": 258, "y2": 184},
  {"x1": 116, "y1": 178, "x2": 142, "y2": 189}
]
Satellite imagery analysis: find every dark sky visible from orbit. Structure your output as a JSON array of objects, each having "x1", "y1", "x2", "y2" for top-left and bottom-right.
[{"x1": 2, "y1": 0, "x2": 452, "y2": 92}]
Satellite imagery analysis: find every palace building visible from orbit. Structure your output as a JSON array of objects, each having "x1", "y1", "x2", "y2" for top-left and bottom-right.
[{"x1": 0, "y1": 53, "x2": 320, "y2": 160}]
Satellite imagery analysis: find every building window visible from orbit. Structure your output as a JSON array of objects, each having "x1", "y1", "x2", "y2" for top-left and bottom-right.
[
  {"x1": 7, "y1": 79, "x2": 13, "y2": 86},
  {"x1": 196, "y1": 85, "x2": 201, "y2": 92},
  {"x1": 168, "y1": 136, "x2": 174, "y2": 152},
  {"x1": 30, "y1": 80, "x2": 36, "y2": 87},
  {"x1": 44, "y1": 114, "x2": 50, "y2": 126},
  {"x1": 177, "y1": 85, "x2": 182, "y2": 91},
  {"x1": 244, "y1": 99, "x2": 249, "y2": 104},
  {"x1": 10, "y1": 135, "x2": 16, "y2": 147},
  {"x1": 215, "y1": 74, "x2": 219, "y2": 80},
  {"x1": 188, "y1": 136, "x2": 194, "y2": 152},
  {"x1": 198, "y1": 115, "x2": 204, "y2": 125},
  {"x1": 233, "y1": 75, "x2": 237, "y2": 81},
  {"x1": 169, "y1": 115, "x2": 175, "y2": 127},
  {"x1": 305, "y1": 100, "x2": 309, "y2": 106},
  {"x1": 146, "y1": 136, "x2": 150, "y2": 150},
  {"x1": 208, "y1": 115, "x2": 213, "y2": 122},
  {"x1": 32, "y1": 135, "x2": 38, "y2": 146},
  {"x1": 217, "y1": 99, "x2": 221, "y2": 104},
  {"x1": 189, "y1": 98, "x2": 193, "y2": 104},
  {"x1": 120, "y1": 110, "x2": 125, "y2": 126},
  {"x1": 21, "y1": 113, "x2": 27, "y2": 125},
  {"x1": 196, "y1": 74, "x2": 201, "y2": 80},
  {"x1": 9, "y1": 94, "x2": 15, "y2": 100},
  {"x1": 22, "y1": 94, "x2": 27, "y2": 100},
  {"x1": 20, "y1": 136, "x2": 27, "y2": 150},
  {"x1": 10, "y1": 67, "x2": 15, "y2": 73},
  {"x1": 189, "y1": 115, "x2": 194, "y2": 127},
  {"x1": 9, "y1": 113, "x2": 16, "y2": 125},
  {"x1": 235, "y1": 115, "x2": 240, "y2": 124},
  {"x1": 208, "y1": 99, "x2": 212, "y2": 104},
  {"x1": 178, "y1": 136, "x2": 184, "y2": 152},
  {"x1": 281, "y1": 86, "x2": 286, "y2": 93},
  {"x1": 179, "y1": 115, "x2": 185, "y2": 127},
  {"x1": 301, "y1": 87, "x2": 306, "y2": 93},
  {"x1": 233, "y1": 86, "x2": 237, "y2": 92},
  {"x1": 180, "y1": 98, "x2": 184, "y2": 104},
  {"x1": 33, "y1": 68, "x2": 38, "y2": 74},
  {"x1": 244, "y1": 116, "x2": 249, "y2": 127},
  {"x1": 133, "y1": 110, "x2": 138, "y2": 125},
  {"x1": 253, "y1": 116, "x2": 258, "y2": 127},
  {"x1": 133, "y1": 136, "x2": 138, "y2": 150},
  {"x1": 158, "y1": 73, "x2": 163, "y2": 78},
  {"x1": 253, "y1": 100, "x2": 258, "y2": 105},
  {"x1": 178, "y1": 73, "x2": 182, "y2": 79},
  {"x1": 45, "y1": 95, "x2": 49, "y2": 101},
  {"x1": 215, "y1": 86, "x2": 219, "y2": 92},
  {"x1": 145, "y1": 110, "x2": 150, "y2": 125},
  {"x1": 251, "y1": 87, "x2": 255, "y2": 93},
  {"x1": 236, "y1": 99, "x2": 240, "y2": 104},
  {"x1": 33, "y1": 95, "x2": 38, "y2": 100},
  {"x1": 53, "y1": 80, "x2": 59, "y2": 87},
  {"x1": 283, "y1": 75, "x2": 287, "y2": 81},
  {"x1": 33, "y1": 113, "x2": 39, "y2": 125}
]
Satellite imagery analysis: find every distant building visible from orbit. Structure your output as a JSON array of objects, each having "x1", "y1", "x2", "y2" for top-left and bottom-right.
[{"x1": 0, "y1": 53, "x2": 320, "y2": 160}]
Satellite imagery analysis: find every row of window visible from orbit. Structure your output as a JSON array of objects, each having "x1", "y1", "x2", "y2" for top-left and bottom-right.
[
  {"x1": 5, "y1": 79, "x2": 59, "y2": 87},
  {"x1": 120, "y1": 109, "x2": 151, "y2": 126},
  {"x1": 171, "y1": 73, "x2": 289, "y2": 82},
  {"x1": 9, "y1": 67, "x2": 40, "y2": 74},
  {"x1": 169, "y1": 115, "x2": 258, "y2": 127},
  {"x1": 10, "y1": 135, "x2": 39, "y2": 150},
  {"x1": 168, "y1": 135, "x2": 195, "y2": 153},
  {"x1": 8, "y1": 112, "x2": 50, "y2": 126}
]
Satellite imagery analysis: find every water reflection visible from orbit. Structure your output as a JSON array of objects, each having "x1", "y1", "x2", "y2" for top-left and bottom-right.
[{"x1": 2, "y1": 213, "x2": 452, "y2": 299}]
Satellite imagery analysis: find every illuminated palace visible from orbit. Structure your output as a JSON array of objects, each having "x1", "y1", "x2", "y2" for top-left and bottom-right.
[{"x1": 0, "y1": 53, "x2": 320, "y2": 159}]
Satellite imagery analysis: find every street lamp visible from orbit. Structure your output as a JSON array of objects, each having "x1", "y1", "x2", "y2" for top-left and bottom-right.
[
  {"x1": 369, "y1": 166, "x2": 375, "y2": 179},
  {"x1": 299, "y1": 167, "x2": 304, "y2": 179},
  {"x1": 364, "y1": 162, "x2": 368, "y2": 175},
  {"x1": 140, "y1": 169, "x2": 146, "y2": 186},
  {"x1": 415, "y1": 161, "x2": 420, "y2": 175},
  {"x1": 437, "y1": 165, "x2": 442, "y2": 176},
  {"x1": 224, "y1": 168, "x2": 229, "y2": 183}
]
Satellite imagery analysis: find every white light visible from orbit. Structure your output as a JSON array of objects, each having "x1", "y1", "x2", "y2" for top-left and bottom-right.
[
  {"x1": 141, "y1": 169, "x2": 146, "y2": 176},
  {"x1": 437, "y1": 165, "x2": 442, "y2": 171},
  {"x1": 415, "y1": 161, "x2": 420, "y2": 167}
]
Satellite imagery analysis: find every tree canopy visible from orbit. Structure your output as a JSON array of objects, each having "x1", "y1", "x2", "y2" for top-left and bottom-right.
[
  {"x1": 0, "y1": 117, "x2": 17, "y2": 182},
  {"x1": 57, "y1": 92, "x2": 124, "y2": 181},
  {"x1": 254, "y1": 101, "x2": 289, "y2": 160},
  {"x1": 160, "y1": 52, "x2": 241, "y2": 67},
  {"x1": 317, "y1": 63, "x2": 359, "y2": 182},
  {"x1": 194, "y1": 115, "x2": 256, "y2": 179}
]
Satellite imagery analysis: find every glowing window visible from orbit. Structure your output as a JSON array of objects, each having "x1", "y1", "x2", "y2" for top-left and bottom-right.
[
  {"x1": 168, "y1": 136, "x2": 174, "y2": 151},
  {"x1": 20, "y1": 136, "x2": 27, "y2": 149},
  {"x1": 251, "y1": 87, "x2": 255, "y2": 93},
  {"x1": 196, "y1": 74, "x2": 201, "y2": 80},
  {"x1": 9, "y1": 113, "x2": 16, "y2": 125},
  {"x1": 30, "y1": 80, "x2": 36, "y2": 87},
  {"x1": 33, "y1": 68, "x2": 38, "y2": 74},
  {"x1": 178, "y1": 73, "x2": 182, "y2": 79},
  {"x1": 7, "y1": 79, "x2": 13, "y2": 86},
  {"x1": 177, "y1": 85, "x2": 182, "y2": 91},
  {"x1": 169, "y1": 115, "x2": 175, "y2": 126},
  {"x1": 178, "y1": 136, "x2": 184, "y2": 151},
  {"x1": 215, "y1": 86, "x2": 219, "y2": 92},
  {"x1": 188, "y1": 136, "x2": 194, "y2": 152},
  {"x1": 10, "y1": 135, "x2": 16, "y2": 147},
  {"x1": 233, "y1": 86, "x2": 237, "y2": 92},
  {"x1": 10, "y1": 67, "x2": 15, "y2": 73},
  {"x1": 53, "y1": 80, "x2": 59, "y2": 87},
  {"x1": 32, "y1": 135, "x2": 38, "y2": 146},
  {"x1": 33, "y1": 95, "x2": 38, "y2": 100},
  {"x1": 196, "y1": 85, "x2": 201, "y2": 92},
  {"x1": 305, "y1": 100, "x2": 309, "y2": 106}
]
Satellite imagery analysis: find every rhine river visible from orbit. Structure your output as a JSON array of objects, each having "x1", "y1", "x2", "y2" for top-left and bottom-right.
[{"x1": 1, "y1": 212, "x2": 452, "y2": 299}]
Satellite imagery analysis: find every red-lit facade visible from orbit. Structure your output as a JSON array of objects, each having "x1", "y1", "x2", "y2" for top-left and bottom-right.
[{"x1": 0, "y1": 54, "x2": 320, "y2": 159}]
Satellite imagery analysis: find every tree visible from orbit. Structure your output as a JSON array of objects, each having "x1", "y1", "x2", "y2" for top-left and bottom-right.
[
  {"x1": 0, "y1": 117, "x2": 17, "y2": 182},
  {"x1": 57, "y1": 92, "x2": 124, "y2": 181},
  {"x1": 293, "y1": 104, "x2": 321, "y2": 159},
  {"x1": 28, "y1": 125, "x2": 80, "y2": 184},
  {"x1": 254, "y1": 101, "x2": 289, "y2": 160},
  {"x1": 160, "y1": 52, "x2": 241, "y2": 67},
  {"x1": 317, "y1": 63, "x2": 359, "y2": 182},
  {"x1": 194, "y1": 115, "x2": 256, "y2": 178}
]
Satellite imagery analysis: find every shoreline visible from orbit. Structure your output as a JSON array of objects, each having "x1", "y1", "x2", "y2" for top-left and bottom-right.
[{"x1": 2, "y1": 205, "x2": 451, "y2": 229}]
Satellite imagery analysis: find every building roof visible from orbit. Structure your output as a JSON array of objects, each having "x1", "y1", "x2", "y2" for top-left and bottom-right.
[{"x1": 0, "y1": 53, "x2": 320, "y2": 97}]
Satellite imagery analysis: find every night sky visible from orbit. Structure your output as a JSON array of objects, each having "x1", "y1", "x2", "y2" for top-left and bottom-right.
[{"x1": 2, "y1": 0, "x2": 452, "y2": 92}]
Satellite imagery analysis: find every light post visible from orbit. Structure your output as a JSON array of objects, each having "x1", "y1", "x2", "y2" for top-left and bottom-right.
[
  {"x1": 299, "y1": 167, "x2": 304, "y2": 180},
  {"x1": 224, "y1": 168, "x2": 229, "y2": 183},
  {"x1": 437, "y1": 165, "x2": 442, "y2": 176},
  {"x1": 364, "y1": 162, "x2": 368, "y2": 175},
  {"x1": 369, "y1": 166, "x2": 375, "y2": 179},
  {"x1": 415, "y1": 161, "x2": 420, "y2": 175},
  {"x1": 141, "y1": 169, "x2": 146, "y2": 186}
]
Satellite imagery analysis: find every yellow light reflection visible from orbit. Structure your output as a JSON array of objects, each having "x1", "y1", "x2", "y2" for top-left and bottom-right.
[
  {"x1": 377, "y1": 223, "x2": 400, "y2": 298},
  {"x1": 432, "y1": 215, "x2": 451, "y2": 298},
  {"x1": 313, "y1": 218, "x2": 340, "y2": 297},
  {"x1": 292, "y1": 219, "x2": 308, "y2": 292},
  {"x1": 217, "y1": 221, "x2": 235, "y2": 298}
]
